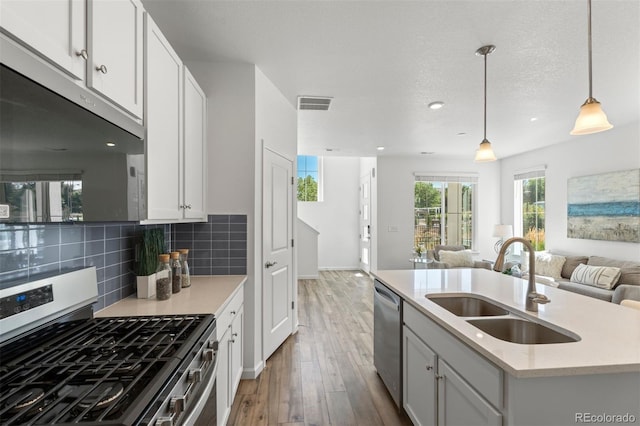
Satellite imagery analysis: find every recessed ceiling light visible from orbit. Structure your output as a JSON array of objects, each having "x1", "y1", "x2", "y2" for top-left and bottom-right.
[
  {"x1": 377, "y1": 146, "x2": 385, "y2": 151},
  {"x1": 420, "y1": 151, "x2": 435, "y2": 155},
  {"x1": 106, "y1": 142, "x2": 116, "y2": 147},
  {"x1": 428, "y1": 101, "x2": 444, "y2": 110},
  {"x1": 457, "y1": 132, "x2": 467, "y2": 136},
  {"x1": 530, "y1": 117, "x2": 538, "y2": 122}
]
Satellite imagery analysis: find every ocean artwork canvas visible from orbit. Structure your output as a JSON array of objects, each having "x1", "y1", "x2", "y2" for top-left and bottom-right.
[{"x1": 567, "y1": 169, "x2": 640, "y2": 242}]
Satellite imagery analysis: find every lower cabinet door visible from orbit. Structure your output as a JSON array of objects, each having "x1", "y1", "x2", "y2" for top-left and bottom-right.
[
  {"x1": 216, "y1": 329, "x2": 230, "y2": 426},
  {"x1": 437, "y1": 360, "x2": 502, "y2": 426},
  {"x1": 230, "y1": 305, "x2": 244, "y2": 397},
  {"x1": 403, "y1": 325, "x2": 437, "y2": 426}
]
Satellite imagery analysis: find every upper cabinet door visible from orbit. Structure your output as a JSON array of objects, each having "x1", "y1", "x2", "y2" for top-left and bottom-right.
[
  {"x1": 0, "y1": 0, "x2": 86, "y2": 80},
  {"x1": 144, "y1": 13, "x2": 183, "y2": 221},
  {"x1": 182, "y1": 67, "x2": 207, "y2": 220},
  {"x1": 87, "y1": 0, "x2": 143, "y2": 119}
]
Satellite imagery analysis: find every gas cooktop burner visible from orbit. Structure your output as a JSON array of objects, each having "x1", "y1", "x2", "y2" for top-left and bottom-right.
[
  {"x1": 76, "y1": 382, "x2": 124, "y2": 411},
  {"x1": 5, "y1": 387, "x2": 44, "y2": 412}
]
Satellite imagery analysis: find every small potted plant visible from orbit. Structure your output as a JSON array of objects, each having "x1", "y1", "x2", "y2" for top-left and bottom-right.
[
  {"x1": 415, "y1": 244, "x2": 424, "y2": 258},
  {"x1": 135, "y1": 228, "x2": 165, "y2": 298}
]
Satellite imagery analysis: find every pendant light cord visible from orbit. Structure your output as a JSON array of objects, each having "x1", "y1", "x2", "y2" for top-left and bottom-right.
[
  {"x1": 483, "y1": 51, "x2": 488, "y2": 141},
  {"x1": 587, "y1": 0, "x2": 593, "y2": 99}
]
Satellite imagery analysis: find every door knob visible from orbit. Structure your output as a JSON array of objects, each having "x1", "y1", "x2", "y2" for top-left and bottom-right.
[{"x1": 264, "y1": 261, "x2": 278, "y2": 268}]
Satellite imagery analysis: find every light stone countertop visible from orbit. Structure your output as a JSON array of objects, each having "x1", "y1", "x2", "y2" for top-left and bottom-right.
[
  {"x1": 373, "y1": 268, "x2": 640, "y2": 378},
  {"x1": 95, "y1": 275, "x2": 246, "y2": 319}
]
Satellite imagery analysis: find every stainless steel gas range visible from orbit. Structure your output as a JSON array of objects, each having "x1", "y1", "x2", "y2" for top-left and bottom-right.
[{"x1": 0, "y1": 268, "x2": 218, "y2": 426}]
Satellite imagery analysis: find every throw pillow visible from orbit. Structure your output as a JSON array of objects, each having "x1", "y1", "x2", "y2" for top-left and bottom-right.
[
  {"x1": 534, "y1": 252, "x2": 566, "y2": 280},
  {"x1": 438, "y1": 250, "x2": 474, "y2": 268},
  {"x1": 570, "y1": 264, "x2": 622, "y2": 290},
  {"x1": 561, "y1": 256, "x2": 589, "y2": 279}
]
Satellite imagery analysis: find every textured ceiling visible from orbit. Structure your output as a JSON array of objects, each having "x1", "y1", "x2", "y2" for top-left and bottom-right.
[{"x1": 142, "y1": 0, "x2": 640, "y2": 159}]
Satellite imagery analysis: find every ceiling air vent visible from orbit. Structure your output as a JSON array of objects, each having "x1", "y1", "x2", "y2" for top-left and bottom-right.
[{"x1": 298, "y1": 96, "x2": 332, "y2": 111}]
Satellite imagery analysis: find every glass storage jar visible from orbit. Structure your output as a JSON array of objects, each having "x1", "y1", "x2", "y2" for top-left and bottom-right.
[
  {"x1": 179, "y1": 249, "x2": 191, "y2": 288},
  {"x1": 155, "y1": 254, "x2": 172, "y2": 300},
  {"x1": 170, "y1": 252, "x2": 182, "y2": 293}
]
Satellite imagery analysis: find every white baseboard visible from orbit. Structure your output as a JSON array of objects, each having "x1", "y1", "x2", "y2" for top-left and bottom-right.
[
  {"x1": 298, "y1": 274, "x2": 319, "y2": 279},
  {"x1": 242, "y1": 360, "x2": 264, "y2": 380},
  {"x1": 318, "y1": 266, "x2": 361, "y2": 271}
]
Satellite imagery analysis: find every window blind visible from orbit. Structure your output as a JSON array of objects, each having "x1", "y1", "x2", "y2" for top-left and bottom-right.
[
  {"x1": 414, "y1": 174, "x2": 478, "y2": 184},
  {"x1": 514, "y1": 167, "x2": 545, "y2": 180}
]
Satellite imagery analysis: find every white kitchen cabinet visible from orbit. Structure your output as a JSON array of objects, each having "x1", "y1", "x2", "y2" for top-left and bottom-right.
[
  {"x1": 229, "y1": 305, "x2": 244, "y2": 396},
  {"x1": 403, "y1": 325, "x2": 437, "y2": 426},
  {"x1": 216, "y1": 285, "x2": 244, "y2": 426},
  {"x1": 143, "y1": 13, "x2": 182, "y2": 221},
  {"x1": 0, "y1": 0, "x2": 86, "y2": 80},
  {"x1": 403, "y1": 303, "x2": 503, "y2": 426},
  {"x1": 87, "y1": 0, "x2": 143, "y2": 118},
  {"x1": 438, "y1": 360, "x2": 502, "y2": 426},
  {"x1": 182, "y1": 67, "x2": 207, "y2": 221}
]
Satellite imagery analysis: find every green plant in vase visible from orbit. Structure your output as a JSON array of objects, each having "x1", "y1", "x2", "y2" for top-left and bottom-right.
[
  {"x1": 135, "y1": 228, "x2": 165, "y2": 298},
  {"x1": 415, "y1": 244, "x2": 424, "y2": 258}
]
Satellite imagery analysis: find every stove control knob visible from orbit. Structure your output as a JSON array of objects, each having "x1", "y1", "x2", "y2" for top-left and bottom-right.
[
  {"x1": 203, "y1": 348, "x2": 214, "y2": 362},
  {"x1": 189, "y1": 368, "x2": 202, "y2": 384},
  {"x1": 170, "y1": 396, "x2": 185, "y2": 417}
]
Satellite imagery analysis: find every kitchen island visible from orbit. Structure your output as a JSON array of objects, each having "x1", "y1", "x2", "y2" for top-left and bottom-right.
[{"x1": 374, "y1": 268, "x2": 640, "y2": 426}]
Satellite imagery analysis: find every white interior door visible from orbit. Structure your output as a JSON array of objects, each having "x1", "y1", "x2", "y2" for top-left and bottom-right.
[
  {"x1": 263, "y1": 148, "x2": 294, "y2": 360},
  {"x1": 359, "y1": 173, "x2": 371, "y2": 273}
]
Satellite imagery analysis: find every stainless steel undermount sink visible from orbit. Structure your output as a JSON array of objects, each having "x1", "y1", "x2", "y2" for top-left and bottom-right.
[
  {"x1": 467, "y1": 317, "x2": 580, "y2": 344},
  {"x1": 426, "y1": 295, "x2": 509, "y2": 317}
]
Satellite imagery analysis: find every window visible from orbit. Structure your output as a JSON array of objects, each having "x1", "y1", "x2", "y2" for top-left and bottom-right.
[
  {"x1": 297, "y1": 155, "x2": 322, "y2": 201},
  {"x1": 514, "y1": 169, "x2": 545, "y2": 251},
  {"x1": 414, "y1": 174, "x2": 477, "y2": 250}
]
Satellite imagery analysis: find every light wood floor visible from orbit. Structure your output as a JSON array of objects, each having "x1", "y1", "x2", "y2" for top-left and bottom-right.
[{"x1": 228, "y1": 270, "x2": 412, "y2": 426}]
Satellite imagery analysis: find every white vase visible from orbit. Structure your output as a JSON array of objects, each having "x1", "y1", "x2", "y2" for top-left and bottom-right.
[{"x1": 136, "y1": 273, "x2": 156, "y2": 298}]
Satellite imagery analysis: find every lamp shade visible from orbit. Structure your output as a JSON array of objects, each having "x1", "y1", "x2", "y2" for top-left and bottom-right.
[
  {"x1": 492, "y1": 224, "x2": 513, "y2": 238},
  {"x1": 474, "y1": 140, "x2": 497, "y2": 162},
  {"x1": 570, "y1": 99, "x2": 613, "y2": 135}
]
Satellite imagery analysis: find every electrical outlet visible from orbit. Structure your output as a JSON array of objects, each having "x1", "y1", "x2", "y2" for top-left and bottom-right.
[{"x1": 0, "y1": 204, "x2": 10, "y2": 219}]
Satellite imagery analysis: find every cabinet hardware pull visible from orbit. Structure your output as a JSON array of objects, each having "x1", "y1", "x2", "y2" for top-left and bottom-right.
[
  {"x1": 426, "y1": 365, "x2": 433, "y2": 371},
  {"x1": 265, "y1": 261, "x2": 277, "y2": 268},
  {"x1": 230, "y1": 310, "x2": 236, "y2": 315},
  {"x1": 435, "y1": 374, "x2": 443, "y2": 380},
  {"x1": 232, "y1": 332, "x2": 238, "y2": 337},
  {"x1": 96, "y1": 64, "x2": 108, "y2": 74},
  {"x1": 76, "y1": 49, "x2": 88, "y2": 60}
]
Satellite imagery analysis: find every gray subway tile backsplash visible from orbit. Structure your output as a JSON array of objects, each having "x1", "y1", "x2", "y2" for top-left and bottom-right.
[
  {"x1": 172, "y1": 215, "x2": 247, "y2": 276},
  {"x1": 0, "y1": 215, "x2": 246, "y2": 311}
]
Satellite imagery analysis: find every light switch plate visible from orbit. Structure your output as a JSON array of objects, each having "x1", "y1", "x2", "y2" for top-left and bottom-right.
[{"x1": 0, "y1": 204, "x2": 9, "y2": 219}]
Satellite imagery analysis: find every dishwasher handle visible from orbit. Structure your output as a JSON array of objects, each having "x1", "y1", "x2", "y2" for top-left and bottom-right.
[{"x1": 374, "y1": 284, "x2": 400, "y2": 312}]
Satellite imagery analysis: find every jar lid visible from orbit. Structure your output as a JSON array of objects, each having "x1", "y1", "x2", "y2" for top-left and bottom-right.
[
  {"x1": 178, "y1": 248, "x2": 189, "y2": 254},
  {"x1": 158, "y1": 254, "x2": 170, "y2": 262},
  {"x1": 170, "y1": 251, "x2": 180, "y2": 259}
]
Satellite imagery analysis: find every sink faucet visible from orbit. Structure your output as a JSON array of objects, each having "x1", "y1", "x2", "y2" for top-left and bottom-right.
[{"x1": 493, "y1": 237, "x2": 550, "y2": 312}]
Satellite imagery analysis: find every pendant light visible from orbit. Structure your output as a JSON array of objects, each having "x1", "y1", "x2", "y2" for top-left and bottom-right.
[
  {"x1": 474, "y1": 45, "x2": 497, "y2": 163},
  {"x1": 570, "y1": 0, "x2": 613, "y2": 135}
]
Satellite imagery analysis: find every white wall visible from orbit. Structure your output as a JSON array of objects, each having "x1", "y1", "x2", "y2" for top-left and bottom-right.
[
  {"x1": 254, "y1": 66, "x2": 298, "y2": 344},
  {"x1": 186, "y1": 61, "x2": 256, "y2": 214},
  {"x1": 500, "y1": 121, "x2": 640, "y2": 262},
  {"x1": 184, "y1": 61, "x2": 297, "y2": 378},
  {"x1": 297, "y1": 156, "x2": 361, "y2": 269},
  {"x1": 297, "y1": 218, "x2": 319, "y2": 278},
  {"x1": 376, "y1": 156, "x2": 501, "y2": 270}
]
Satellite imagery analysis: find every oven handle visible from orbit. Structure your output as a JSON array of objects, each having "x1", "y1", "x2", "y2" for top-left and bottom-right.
[{"x1": 180, "y1": 346, "x2": 219, "y2": 425}]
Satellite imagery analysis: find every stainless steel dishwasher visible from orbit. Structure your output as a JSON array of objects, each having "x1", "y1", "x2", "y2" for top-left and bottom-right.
[{"x1": 373, "y1": 279, "x2": 402, "y2": 408}]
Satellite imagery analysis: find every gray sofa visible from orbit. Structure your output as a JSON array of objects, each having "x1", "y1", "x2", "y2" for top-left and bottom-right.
[
  {"x1": 425, "y1": 245, "x2": 492, "y2": 270},
  {"x1": 539, "y1": 255, "x2": 640, "y2": 303}
]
